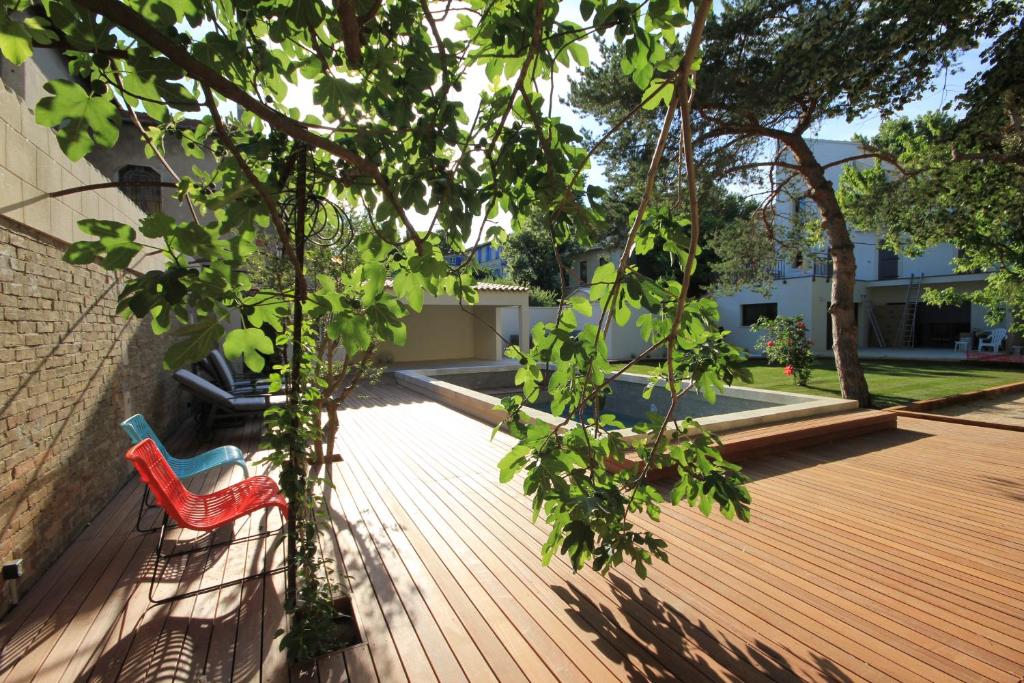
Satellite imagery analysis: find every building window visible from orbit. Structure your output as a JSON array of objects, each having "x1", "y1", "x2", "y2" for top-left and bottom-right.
[
  {"x1": 878, "y1": 247, "x2": 899, "y2": 280},
  {"x1": 742, "y1": 303, "x2": 778, "y2": 326},
  {"x1": 118, "y1": 165, "x2": 162, "y2": 214},
  {"x1": 578, "y1": 259, "x2": 589, "y2": 285}
]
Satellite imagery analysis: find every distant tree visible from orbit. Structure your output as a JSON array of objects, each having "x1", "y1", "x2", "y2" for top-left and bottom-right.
[
  {"x1": 633, "y1": 187, "x2": 758, "y2": 296},
  {"x1": 503, "y1": 212, "x2": 571, "y2": 294},
  {"x1": 570, "y1": 0, "x2": 1014, "y2": 406},
  {"x1": 840, "y1": 18, "x2": 1024, "y2": 332}
]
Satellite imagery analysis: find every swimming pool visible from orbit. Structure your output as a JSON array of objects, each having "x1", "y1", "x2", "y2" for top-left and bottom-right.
[{"x1": 393, "y1": 364, "x2": 858, "y2": 438}]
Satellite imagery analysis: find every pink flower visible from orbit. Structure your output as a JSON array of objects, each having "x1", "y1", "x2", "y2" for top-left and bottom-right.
[
  {"x1": 784, "y1": 365, "x2": 795, "y2": 376},
  {"x1": 766, "y1": 340, "x2": 774, "y2": 348},
  {"x1": 796, "y1": 321, "x2": 806, "y2": 329}
]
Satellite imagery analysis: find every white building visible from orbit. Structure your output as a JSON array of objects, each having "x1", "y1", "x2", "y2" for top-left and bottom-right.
[{"x1": 715, "y1": 139, "x2": 1015, "y2": 356}]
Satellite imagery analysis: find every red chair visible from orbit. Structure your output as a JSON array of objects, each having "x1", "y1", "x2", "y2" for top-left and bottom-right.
[{"x1": 126, "y1": 438, "x2": 289, "y2": 604}]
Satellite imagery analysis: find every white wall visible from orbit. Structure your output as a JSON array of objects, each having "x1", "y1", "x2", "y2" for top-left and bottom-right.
[
  {"x1": 500, "y1": 305, "x2": 558, "y2": 343},
  {"x1": 716, "y1": 279, "x2": 832, "y2": 355},
  {"x1": 567, "y1": 247, "x2": 620, "y2": 289},
  {"x1": 777, "y1": 140, "x2": 963, "y2": 282},
  {"x1": 715, "y1": 138, "x2": 977, "y2": 353}
]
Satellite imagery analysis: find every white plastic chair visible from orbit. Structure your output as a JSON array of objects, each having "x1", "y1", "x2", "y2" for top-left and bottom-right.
[
  {"x1": 978, "y1": 328, "x2": 1007, "y2": 352},
  {"x1": 953, "y1": 337, "x2": 970, "y2": 352}
]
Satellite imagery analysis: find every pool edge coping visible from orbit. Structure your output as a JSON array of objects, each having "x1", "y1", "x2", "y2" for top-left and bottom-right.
[{"x1": 394, "y1": 364, "x2": 859, "y2": 441}]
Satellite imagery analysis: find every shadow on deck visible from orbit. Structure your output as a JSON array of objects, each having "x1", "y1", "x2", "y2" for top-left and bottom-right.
[{"x1": 2, "y1": 384, "x2": 1024, "y2": 682}]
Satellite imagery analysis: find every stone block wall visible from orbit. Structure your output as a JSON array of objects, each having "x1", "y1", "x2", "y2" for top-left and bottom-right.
[{"x1": 0, "y1": 80, "x2": 183, "y2": 613}]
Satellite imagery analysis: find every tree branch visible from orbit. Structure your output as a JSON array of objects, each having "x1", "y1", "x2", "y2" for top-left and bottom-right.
[
  {"x1": 203, "y1": 85, "x2": 300, "y2": 269},
  {"x1": 112, "y1": 71, "x2": 203, "y2": 224},
  {"x1": 334, "y1": 0, "x2": 363, "y2": 66},
  {"x1": 72, "y1": 0, "x2": 423, "y2": 246},
  {"x1": 48, "y1": 180, "x2": 177, "y2": 199}
]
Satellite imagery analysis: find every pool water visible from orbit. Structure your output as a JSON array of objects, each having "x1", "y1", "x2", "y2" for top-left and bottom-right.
[{"x1": 524, "y1": 379, "x2": 777, "y2": 427}]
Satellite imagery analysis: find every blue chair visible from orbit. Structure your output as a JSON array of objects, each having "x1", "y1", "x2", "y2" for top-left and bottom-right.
[{"x1": 121, "y1": 414, "x2": 250, "y2": 532}]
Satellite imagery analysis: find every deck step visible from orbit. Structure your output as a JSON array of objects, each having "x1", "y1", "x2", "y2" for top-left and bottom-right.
[
  {"x1": 612, "y1": 410, "x2": 898, "y2": 481},
  {"x1": 718, "y1": 409, "x2": 897, "y2": 462}
]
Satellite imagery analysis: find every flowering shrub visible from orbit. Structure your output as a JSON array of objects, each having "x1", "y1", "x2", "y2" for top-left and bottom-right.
[{"x1": 752, "y1": 315, "x2": 815, "y2": 385}]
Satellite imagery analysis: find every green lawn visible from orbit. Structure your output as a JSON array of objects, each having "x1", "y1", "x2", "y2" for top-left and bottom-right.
[{"x1": 616, "y1": 359, "x2": 1024, "y2": 408}]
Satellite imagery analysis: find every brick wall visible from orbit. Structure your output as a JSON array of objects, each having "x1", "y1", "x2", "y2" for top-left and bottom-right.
[
  {"x1": 0, "y1": 77, "x2": 185, "y2": 613},
  {"x1": 0, "y1": 220, "x2": 185, "y2": 613}
]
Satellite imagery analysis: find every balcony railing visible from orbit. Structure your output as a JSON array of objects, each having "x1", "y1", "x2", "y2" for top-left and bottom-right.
[
  {"x1": 813, "y1": 260, "x2": 833, "y2": 279},
  {"x1": 772, "y1": 260, "x2": 786, "y2": 280}
]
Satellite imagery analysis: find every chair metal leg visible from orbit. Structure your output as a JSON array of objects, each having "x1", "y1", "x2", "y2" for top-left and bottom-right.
[
  {"x1": 147, "y1": 511, "x2": 287, "y2": 605},
  {"x1": 136, "y1": 487, "x2": 178, "y2": 534}
]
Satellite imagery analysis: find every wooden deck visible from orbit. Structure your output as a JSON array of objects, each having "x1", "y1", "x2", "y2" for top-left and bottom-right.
[{"x1": 2, "y1": 383, "x2": 1024, "y2": 682}]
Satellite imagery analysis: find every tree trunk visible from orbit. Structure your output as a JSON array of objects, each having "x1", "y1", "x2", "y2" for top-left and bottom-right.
[{"x1": 787, "y1": 137, "x2": 872, "y2": 407}]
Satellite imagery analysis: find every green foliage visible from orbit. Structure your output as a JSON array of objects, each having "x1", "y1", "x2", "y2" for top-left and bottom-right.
[
  {"x1": 620, "y1": 358, "x2": 1024, "y2": 408},
  {"x1": 164, "y1": 316, "x2": 225, "y2": 370},
  {"x1": 751, "y1": 315, "x2": 814, "y2": 386},
  {"x1": 262, "y1": 326, "x2": 349, "y2": 661},
  {"x1": 503, "y1": 212, "x2": 574, "y2": 294},
  {"x1": 497, "y1": 286, "x2": 752, "y2": 577},
  {"x1": 839, "y1": 38, "x2": 1024, "y2": 333},
  {"x1": 10, "y1": 0, "x2": 762, "y2": 658},
  {"x1": 568, "y1": 0, "x2": 1014, "y2": 409},
  {"x1": 223, "y1": 326, "x2": 275, "y2": 372},
  {"x1": 64, "y1": 219, "x2": 142, "y2": 269},
  {"x1": 35, "y1": 80, "x2": 120, "y2": 161},
  {"x1": 528, "y1": 288, "x2": 560, "y2": 307}
]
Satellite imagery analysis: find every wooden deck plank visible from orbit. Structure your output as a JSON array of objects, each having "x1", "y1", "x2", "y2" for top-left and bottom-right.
[
  {"x1": 329, "y1": 385, "x2": 1024, "y2": 683},
  {"x1": 323, "y1": 471, "x2": 411, "y2": 683},
  {"x1": 0, "y1": 478, "x2": 142, "y2": 681},
  {"x1": 341, "y1": 643, "x2": 376, "y2": 683},
  {"x1": 184, "y1": 419, "x2": 263, "y2": 683},
  {"x1": 364, "y1": 398, "x2": 790, "y2": 683},
  {"x1": 94, "y1": 428, "x2": 248, "y2": 683},
  {"x1": 339, "y1": 421, "x2": 659, "y2": 683},
  {"x1": 113, "y1": 464, "x2": 227, "y2": 682},
  {"x1": 350, "y1": 388, "x2": 892, "y2": 681},
  {"x1": 3, "y1": 388, "x2": 1024, "y2": 683},
  {"x1": 335, "y1": 459, "x2": 498, "y2": 682},
  {"x1": 403, "y1": 411, "x2": 885, "y2": 683},
  {"x1": 340, "y1": 393, "x2": 617, "y2": 682},
  {"x1": 397, "y1": 399, "x2": 887, "y2": 683},
  {"x1": 329, "y1": 421, "x2": 563, "y2": 682}
]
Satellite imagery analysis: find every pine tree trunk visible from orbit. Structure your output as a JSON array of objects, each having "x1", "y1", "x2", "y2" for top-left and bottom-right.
[{"x1": 787, "y1": 137, "x2": 872, "y2": 407}]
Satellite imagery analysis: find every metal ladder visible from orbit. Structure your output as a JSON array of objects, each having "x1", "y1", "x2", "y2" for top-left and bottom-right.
[
  {"x1": 898, "y1": 274, "x2": 923, "y2": 348},
  {"x1": 863, "y1": 300, "x2": 887, "y2": 348}
]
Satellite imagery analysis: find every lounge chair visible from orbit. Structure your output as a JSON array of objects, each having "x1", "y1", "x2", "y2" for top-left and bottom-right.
[
  {"x1": 978, "y1": 328, "x2": 1008, "y2": 352},
  {"x1": 125, "y1": 438, "x2": 288, "y2": 604},
  {"x1": 121, "y1": 414, "x2": 250, "y2": 532},
  {"x1": 207, "y1": 349, "x2": 273, "y2": 395},
  {"x1": 172, "y1": 368, "x2": 286, "y2": 427}
]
